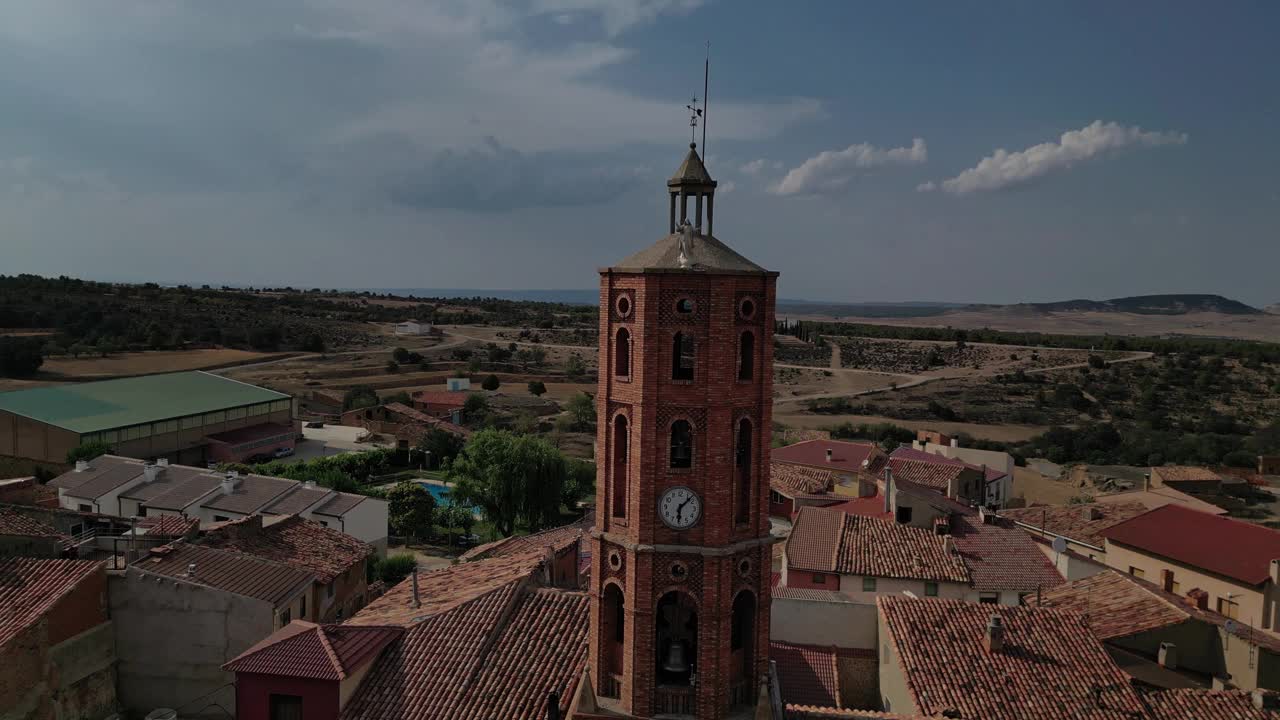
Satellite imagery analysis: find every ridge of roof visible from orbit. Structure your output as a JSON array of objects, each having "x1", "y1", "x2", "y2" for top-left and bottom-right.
[{"x1": 1099, "y1": 504, "x2": 1280, "y2": 586}]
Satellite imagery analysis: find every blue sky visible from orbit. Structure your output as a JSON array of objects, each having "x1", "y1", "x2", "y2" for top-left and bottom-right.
[{"x1": 2, "y1": 1, "x2": 1277, "y2": 305}]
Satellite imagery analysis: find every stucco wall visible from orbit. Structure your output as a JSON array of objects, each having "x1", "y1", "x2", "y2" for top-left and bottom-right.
[
  {"x1": 314, "y1": 496, "x2": 388, "y2": 552},
  {"x1": 876, "y1": 611, "x2": 917, "y2": 716},
  {"x1": 110, "y1": 568, "x2": 277, "y2": 719},
  {"x1": 770, "y1": 596, "x2": 877, "y2": 649},
  {"x1": 234, "y1": 672, "x2": 339, "y2": 720},
  {"x1": 838, "y1": 574, "x2": 968, "y2": 604}
]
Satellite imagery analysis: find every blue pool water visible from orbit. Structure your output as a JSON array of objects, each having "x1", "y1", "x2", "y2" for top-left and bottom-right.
[{"x1": 420, "y1": 482, "x2": 475, "y2": 510}]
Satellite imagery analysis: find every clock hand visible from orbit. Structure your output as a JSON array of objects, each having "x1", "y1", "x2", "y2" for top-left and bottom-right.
[{"x1": 677, "y1": 496, "x2": 692, "y2": 522}]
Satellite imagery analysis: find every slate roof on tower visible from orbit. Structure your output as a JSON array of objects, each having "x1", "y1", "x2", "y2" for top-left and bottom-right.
[
  {"x1": 609, "y1": 231, "x2": 768, "y2": 274},
  {"x1": 668, "y1": 143, "x2": 716, "y2": 186}
]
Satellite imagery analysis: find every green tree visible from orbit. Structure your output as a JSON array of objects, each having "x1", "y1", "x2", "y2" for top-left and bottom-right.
[
  {"x1": 369, "y1": 553, "x2": 417, "y2": 585},
  {"x1": 385, "y1": 360, "x2": 400, "y2": 373},
  {"x1": 565, "y1": 353, "x2": 586, "y2": 380},
  {"x1": 386, "y1": 480, "x2": 437, "y2": 543},
  {"x1": 529, "y1": 347, "x2": 548, "y2": 367},
  {"x1": 392, "y1": 347, "x2": 410, "y2": 363},
  {"x1": 566, "y1": 392, "x2": 596, "y2": 430},
  {"x1": 383, "y1": 391, "x2": 412, "y2": 406},
  {"x1": 343, "y1": 386, "x2": 380, "y2": 411},
  {"x1": 481, "y1": 374, "x2": 501, "y2": 391},
  {"x1": 527, "y1": 380, "x2": 547, "y2": 396},
  {"x1": 463, "y1": 393, "x2": 490, "y2": 419},
  {"x1": 67, "y1": 441, "x2": 113, "y2": 464},
  {"x1": 416, "y1": 428, "x2": 465, "y2": 468},
  {"x1": 512, "y1": 411, "x2": 539, "y2": 435},
  {"x1": 468, "y1": 356, "x2": 484, "y2": 373},
  {"x1": 446, "y1": 429, "x2": 570, "y2": 536},
  {"x1": 438, "y1": 504, "x2": 476, "y2": 546},
  {"x1": 0, "y1": 337, "x2": 44, "y2": 378}
]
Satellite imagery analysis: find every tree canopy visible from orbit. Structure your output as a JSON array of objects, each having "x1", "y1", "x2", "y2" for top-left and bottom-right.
[
  {"x1": 0, "y1": 337, "x2": 44, "y2": 378},
  {"x1": 446, "y1": 429, "x2": 586, "y2": 536},
  {"x1": 386, "y1": 480, "x2": 437, "y2": 542}
]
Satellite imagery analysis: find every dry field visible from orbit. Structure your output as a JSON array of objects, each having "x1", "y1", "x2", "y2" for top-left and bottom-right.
[
  {"x1": 0, "y1": 349, "x2": 285, "y2": 392},
  {"x1": 773, "y1": 410, "x2": 1049, "y2": 444}
]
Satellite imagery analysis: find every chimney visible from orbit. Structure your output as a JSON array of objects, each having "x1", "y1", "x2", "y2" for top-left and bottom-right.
[
  {"x1": 1270, "y1": 559, "x2": 1280, "y2": 586},
  {"x1": 950, "y1": 437, "x2": 959, "y2": 448},
  {"x1": 303, "y1": 480, "x2": 316, "y2": 489},
  {"x1": 934, "y1": 516, "x2": 950, "y2": 535},
  {"x1": 157, "y1": 458, "x2": 170, "y2": 467},
  {"x1": 186, "y1": 563, "x2": 197, "y2": 577},
  {"x1": 143, "y1": 461, "x2": 160, "y2": 483},
  {"x1": 1186, "y1": 588, "x2": 1209, "y2": 611},
  {"x1": 1081, "y1": 505, "x2": 1102, "y2": 521},
  {"x1": 75, "y1": 459, "x2": 91, "y2": 472},
  {"x1": 825, "y1": 448, "x2": 833, "y2": 463},
  {"x1": 221, "y1": 471, "x2": 238, "y2": 494},
  {"x1": 411, "y1": 567, "x2": 421, "y2": 609},
  {"x1": 979, "y1": 507, "x2": 996, "y2": 525},
  {"x1": 984, "y1": 615, "x2": 1005, "y2": 653},
  {"x1": 1143, "y1": 473, "x2": 1151, "y2": 492},
  {"x1": 943, "y1": 536, "x2": 956, "y2": 555},
  {"x1": 1158, "y1": 642, "x2": 1178, "y2": 670},
  {"x1": 1161, "y1": 569, "x2": 1175, "y2": 594},
  {"x1": 1253, "y1": 690, "x2": 1280, "y2": 710},
  {"x1": 1212, "y1": 675, "x2": 1231, "y2": 691}
]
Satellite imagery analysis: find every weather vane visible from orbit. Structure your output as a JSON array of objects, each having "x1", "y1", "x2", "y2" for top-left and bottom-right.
[{"x1": 685, "y1": 97, "x2": 702, "y2": 145}]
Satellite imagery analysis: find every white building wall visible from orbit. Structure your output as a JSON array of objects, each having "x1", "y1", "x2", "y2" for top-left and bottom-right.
[
  {"x1": 838, "y1": 574, "x2": 969, "y2": 603},
  {"x1": 771, "y1": 596, "x2": 879, "y2": 649},
  {"x1": 307, "y1": 497, "x2": 389, "y2": 554},
  {"x1": 916, "y1": 441, "x2": 1016, "y2": 508}
]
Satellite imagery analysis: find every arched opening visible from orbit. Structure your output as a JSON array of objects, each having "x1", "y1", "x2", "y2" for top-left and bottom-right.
[
  {"x1": 615, "y1": 328, "x2": 631, "y2": 378},
  {"x1": 601, "y1": 584, "x2": 625, "y2": 684},
  {"x1": 735, "y1": 418, "x2": 752, "y2": 524},
  {"x1": 738, "y1": 331, "x2": 755, "y2": 381},
  {"x1": 612, "y1": 415, "x2": 629, "y2": 518},
  {"x1": 672, "y1": 332, "x2": 695, "y2": 381},
  {"x1": 730, "y1": 591, "x2": 757, "y2": 700},
  {"x1": 656, "y1": 591, "x2": 698, "y2": 688},
  {"x1": 670, "y1": 420, "x2": 693, "y2": 469}
]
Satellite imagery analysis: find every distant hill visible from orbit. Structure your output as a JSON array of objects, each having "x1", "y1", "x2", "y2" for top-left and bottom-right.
[
  {"x1": 1266, "y1": 304, "x2": 1280, "y2": 315},
  {"x1": 1024, "y1": 294, "x2": 1261, "y2": 315}
]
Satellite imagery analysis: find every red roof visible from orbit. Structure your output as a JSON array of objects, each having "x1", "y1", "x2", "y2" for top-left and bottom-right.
[
  {"x1": 136, "y1": 514, "x2": 199, "y2": 539},
  {"x1": 411, "y1": 391, "x2": 467, "y2": 408},
  {"x1": 138, "y1": 543, "x2": 314, "y2": 606},
  {"x1": 198, "y1": 515, "x2": 372, "y2": 584},
  {"x1": 1099, "y1": 504, "x2": 1280, "y2": 586},
  {"x1": 347, "y1": 552, "x2": 545, "y2": 628},
  {"x1": 0, "y1": 506, "x2": 66, "y2": 539},
  {"x1": 878, "y1": 596, "x2": 1148, "y2": 720},
  {"x1": 224, "y1": 621, "x2": 403, "y2": 680},
  {"x1": 1002, "y1": 501, "x2": 1149, "y2": 548},
  {"x1": 770, "y1": 641, "x2": 873, "y2": 708},
  {"x1": 949, "y1": 513, "x2": 1063, "y2": 594},
  {"x1": 0, "y1": 557, "x2": 103, "y2": 649},
  {"x1": 888, "y1": 456, "x2": 966, "y2": 493},
  {"x1": 772, "y1": 440, "x2": 884, "y2": 477},
  {"x1": 821, "y1": 494, "x2": 893, "y2": 521},
  {"x1": 787, "y1": 507, "x2": 970, "y2": 584},
  {"x1": 771, "y1": 462, "x2": 839, "y2": 498},
  {"x1": 458, "y1": 515, "x2": 590, "y2": 562},
  {"x1": 1141, "y1": 689, "x2": 1280, "y2": 720}
]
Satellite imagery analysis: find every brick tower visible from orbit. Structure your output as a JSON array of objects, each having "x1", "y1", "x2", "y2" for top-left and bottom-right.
[{"x1": 587, "y1": 142, "x2": 776, "y2": 719}]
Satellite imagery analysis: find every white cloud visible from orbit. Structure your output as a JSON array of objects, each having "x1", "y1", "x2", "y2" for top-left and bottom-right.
[
  {"x1": 915, "y1": 181, "x2": 936, "y2": 192},
  {"x1": 530, "y1": 0, "x2": 705, "y2": 35},
  {"x1": 925, "y1": 120, "x2": 1188, "y2": 195},
  {"x1": 718, "y1": 180, "x2": 736, "y2": 194},
  {"x1": 771, "y1": 138, "x2": 927, "y2": 196},
  {"x1": 739, "y1": 158, "x2": 768, "y2": 176}
]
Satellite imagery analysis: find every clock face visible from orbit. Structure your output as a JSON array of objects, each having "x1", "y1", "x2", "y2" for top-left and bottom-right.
[{"x1": 659, "y1": 486, "x2": 702, "y2": 530}]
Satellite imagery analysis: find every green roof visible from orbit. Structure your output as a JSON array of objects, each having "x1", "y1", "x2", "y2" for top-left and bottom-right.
[{"x1": 0, "y1": 371, "x2": 289, "y2": 434}]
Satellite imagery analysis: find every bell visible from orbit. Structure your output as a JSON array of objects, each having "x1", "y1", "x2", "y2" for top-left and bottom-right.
[{"x1": 662, "y1": 640, "x2": 689, "y2": 674}]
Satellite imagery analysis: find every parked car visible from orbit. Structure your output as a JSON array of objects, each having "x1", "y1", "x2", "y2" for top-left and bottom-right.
[
  {"x1": 304, "y1": 421, "x2": 325, "y2": 429},
  {"x1": 273, "y1": 447, "x2": 295, "y2": 459}
]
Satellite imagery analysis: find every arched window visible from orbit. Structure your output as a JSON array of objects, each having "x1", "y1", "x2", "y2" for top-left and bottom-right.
[
  {"x1": 731, "y1": 591, "x2": 757, "y2": 687},
  {"x1": 672, "y1": 332, "x2": 695, "y2": 381},
  {"x1": 735, "y1": 418, "x2": 752, "y2": 523},
  {"x1": 738, "y1": 331, "x2": 755, "y2": 381},
  {"x1": 615, "y1": 328, "x2": 631, "y2": 378},
  {"x1": 612, "y1": 415, "x2": 629, "y2": 518},
  {"x1": 670, "y1": 420, "x2": 693, "y2": 469},
  {"x1": 602, "y1": 584, "x2": 625, "y2": 684},
  {"x1": 656, "y1": 591, "x2": 698, "y2": 687}
]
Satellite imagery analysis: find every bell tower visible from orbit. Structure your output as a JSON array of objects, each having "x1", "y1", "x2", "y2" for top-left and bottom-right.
[{"x1": 588, "y1": 142, "x2": 777, "y2": 719}]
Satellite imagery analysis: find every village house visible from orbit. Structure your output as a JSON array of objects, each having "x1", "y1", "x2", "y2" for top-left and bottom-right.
[
  {"x1": 1149, "y1": 465, "x2": 1245, "y2": 495},
  {"x1": 1035, "y1": 569, "x2": 1280, "y2": 691},
  {"x1": 1000, "y1": 500, "x2": 1152, "y2": 580},
  {"x1": 339, "y1": 401, "x2": 469, "y2": 452},
  {"x1": 110, "y1": 542, "x2": 315, "y2": 717},
  {"x1": 0, "y1": 505, "x2": 68, "y2": 558},
  {"x1": 0, "y1": 557, "x2": 117, "y2": 720},
  {"x1": 910, "y1": 430, "x2": 1015, "y2": 508},
  {"x1": 1099, "y1": 504, "x2": 1280, "y2": 630},
  {"x1": 394, "y1": 319, "x2": 433, "y2": 336},
  {"x1": 771, "y1": 439, "x2": 887, "y2": 497},
  {"x1": 409, "y1": 389, "x2": 469, "y2": 420}
]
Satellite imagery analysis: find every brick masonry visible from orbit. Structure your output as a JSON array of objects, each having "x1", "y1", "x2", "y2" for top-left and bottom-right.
[{"x1": 589, "y1": 266, "x2": 777, "y2": 720}]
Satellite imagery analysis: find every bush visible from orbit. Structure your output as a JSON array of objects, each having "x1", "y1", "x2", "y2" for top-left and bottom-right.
[
  {"x1": 0, "y1": 336, "x2": 44, "y2": 378},
  {"x1": 481, "y1": 374, "x2": 500, "y2": 391},
  {"x1": 67, "y1": 441, "x2": 113, "y2": 464},
  {"x1": 1088, "y1": 354, "x2": 1107, "y2": 369},
  {"x1": 370, "y1": 554, "x2": 417, "y2": 585},
  {"x1": 343, "y1": 386, "x2": 379, "y2": 411},
  {"x1": 528, "y1": 380, "x2": 547, "y2": 396},
  {"x1": 392, "y1": 347, "x2": 410, "y2": 363},
  {"x1": 385, "y1": 360, "x2": 400, "y2": 374}
]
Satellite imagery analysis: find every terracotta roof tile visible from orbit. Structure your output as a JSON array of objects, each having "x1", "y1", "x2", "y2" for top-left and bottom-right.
[
  {"x1": 136, "y1": 543, "x2": 313, "y2": 606},
  {"x1": 135, "y1": 514, "x2": 199, "y2": 539},
  {"x1": 950, "y1": 513, "x2": 1063, "y2": 593},
  {"x1": 788, "y1": 507, "x2": 969, "y2": 583},
  {"x1": 1153, "y1": 466, "x2": 1225, "y2": 483},
  {"x1": 773, "y1": 440, "x2": 885, "y2": 478},
  {"x1": 0, "y1": 557, "x2": 102, "y2": 649},
  {"x1": 771, "y1": 462, "x2": 839, "y2": 497},
  {"x1": 223, "y1": 621, "x2": 403, "y2": 680},
  {"x1": 1141, "y1": 689, "x2": 1280, "y2": 719},
  {"x1": 347, "y1": 552, "x2": 544, "y2": 628},
  {"x1": 772, "y1": 586, "x2": 856, "y2": 603},
  {"x1": 1100, "y1": 504, "x2": 1280, "y2": 586},
  {"x1": 878, "y1": 596, "x2": 1148, "y2": 720},
  {"x1": 458, "y1": 516, "x2": 590, "y2": 562},
  {"x1": 888, "y1": 457, "x2": 965, "y2": 492},
  {"x1": 312, "y1": 492, "x2": 366, "y2": 517},
  {"x1": 771, "y1": 641, "x2": 856, "y2": 707},
  {"x1": 786, "y1": 706, "x2": 942, "y2": 719},
  {"x1": 1001, "y1": 501, "x2": 1149, "y2": 548},
  {"x1": 410, "y1": 391, "x2": 468, "y2": 408},
  {"x1": 1093, "y1": 487, "x2": 1227, "y2": 516},
  {"x1": 198, "y1": 515, "x2": 371, "y2": 583},
  {"x1": 0, "y1": 506, "x2": 66, "y2": 538}
]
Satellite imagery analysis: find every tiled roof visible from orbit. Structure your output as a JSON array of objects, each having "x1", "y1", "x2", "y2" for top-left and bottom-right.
[
  {"x1": 0, "y1": 506, "x2": 66, "y2": 538},
  {"x1": 787, "y1": 706, "x2": 942, "y2": 719},
  {"x1": 821, "y1": 494, "x2": 893, "y2": 521},
  {"x1": 878, "y1": 596, "x2": 1148, "y2": 720},
  {"x1": 139, "y1": 473, "x2": 223, "y2": 511},
  {"x1": 1032, "y1": 568, "x2": 1280, "y2": 654},
  {"x1": 1141, "y1": 689, "x2": 1280, "y2": 720},
  {"x1": 347, "y1": 552, "x2": 544, "y2": 628},
  {"x1": 312, "y1": 492, "x2": 366, "y2": 517},
  {"x1": 48, "y1": 455, "x2": 137, "y2": 491},
  {"x1": 950, "y1": 513, "x2": 1063, "y2": 593},
  {"x1": 0, "y1": 557, "x2": 102, "y2": 649},
  {"x1": 136, "y1": 543, "x2": 313, "y2": 606},
  {"x1": 197, "y1": 515, "x2": 371, "y2": 584},
  {"x1": 1093, "y1": 487, "x2": 1227, "y2": 516},
  {"x1": 458, "y1": 515, "x2": 590, "y2": 562},
  {"x1": 771, "y1": 461, "x2": 840, "y2": 498},
  {"x1": 223, "y1": 621, "x2": 403, "y2": 680},
  {"x1": 1001, "y1": 501, "x2": 1149, "y2": 548},
  {"x1": 411, "y1": 391, "x2": 468, "y2": 408},
  {"x1": 135, "y1": 514, "x2": 199, "y2": 538},
  {"x1": 773, "y1": 586, "x2": 856, "y2": 603},
  {"x1": 770, "y1": 641, "x2": 873, "y2": 708},
  {"x1": 1100, "y1": 504, "x2": 1280, "y2": 586},
  {"x1": 891, "y1": 446, "x2": 1007, "y2": 484},
  {"x1": 202, "y1": 474, "x2": 298, "y2": 515},
  {"x1": 773, "y1": 440, "x2": 885, "y2": 478},
  {"x1": 787, "y1": 507, "x2": 970, "y2": 583},
  {"x1": 119, "y1": 464, "x2": 218, "y2": 502},
  {"x1": 265, "y1": 484, "x2": 332, "y2": 515},
  {"x1": 341, "y1": 577, "x2": 588, "y2": 720},
  {"x1": 382, "y1": 402, "x2": 434, "y2": 424},
  {"x1": 56, "y1": 462, "x2": 144, "y2": 500},
  {"x1": 888, "y1": 457, "x2": 965, "y2": 492},
  {"x1": 1153, "y1": 466, "x2": 1224, "y2": 483}
]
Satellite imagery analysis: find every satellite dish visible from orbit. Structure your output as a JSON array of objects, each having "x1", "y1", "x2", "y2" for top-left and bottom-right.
[
  {"x1": 1051, "y1": 537, "x2": 1068, "y2": 554},
  {"x1": 1225, "y1": 619, "x2": 1238, "y2": 634}
]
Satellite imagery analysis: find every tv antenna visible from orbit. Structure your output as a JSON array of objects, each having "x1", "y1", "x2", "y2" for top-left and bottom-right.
[{"x1": 685, "y1": 98, "x2": 701, "y2": 145}]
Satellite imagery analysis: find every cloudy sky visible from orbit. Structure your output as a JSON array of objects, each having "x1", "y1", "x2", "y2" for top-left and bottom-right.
[{"x1": 3, "y1": 1, "x2": 1277, "y2": 305}]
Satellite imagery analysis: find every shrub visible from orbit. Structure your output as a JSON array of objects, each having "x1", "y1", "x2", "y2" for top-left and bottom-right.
[
  {"x1": 527, "y1": 380, "x2": 547, "y2": 396},
  {"x1": 481, "y1": 374, "x2": 500, "y2": 391},
  {"x1": 371, "y1": 554, "x2": 417, "y2": 585}
]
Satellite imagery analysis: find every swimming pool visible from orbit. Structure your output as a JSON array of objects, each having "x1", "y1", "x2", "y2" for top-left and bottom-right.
[{"x1": 419, "y1": 482, "x2": 474, "y2": 510}]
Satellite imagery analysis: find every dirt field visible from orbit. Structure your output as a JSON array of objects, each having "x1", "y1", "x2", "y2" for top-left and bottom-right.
[
  {"x1": 0, "y1": 348, "x2": 285, "y2": 392},
  {"x1": 775, "y1": 366, "x2": 912, "y2": 401},
  {"x1": 772, "y1": 411, "x2": 1049, "y2": 443},
  {"x1": 790, "y1": 308, "x2": 1280, "y2": 343}
]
